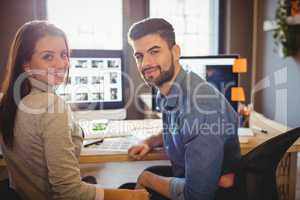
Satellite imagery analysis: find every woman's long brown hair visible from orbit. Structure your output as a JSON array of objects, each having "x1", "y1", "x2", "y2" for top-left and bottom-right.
[{"x1": 0, "y1": 21, "x2": 69, "y2": 148}]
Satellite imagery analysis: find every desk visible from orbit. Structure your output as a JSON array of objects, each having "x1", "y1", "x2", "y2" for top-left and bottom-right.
[
  {"x1": 78, "y1": 111, "x2": 299, "y2": 200},
  {"x1": 80, "y1": 149, "x2": 167, "y2": 164},
  {"x1": 0, "y1": 112, "x2": 299, "y2": 200},
  {"x1": 79, "y1": 111, "x2": 298, "y2": 161}
]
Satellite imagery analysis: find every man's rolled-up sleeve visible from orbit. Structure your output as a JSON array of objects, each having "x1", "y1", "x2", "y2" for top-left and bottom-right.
[
  {"x1": 170, "y1": 177, "x2": 185, "y2": 200},
  {"x1": 183, "y1": 134, "x2": 224, "y2": 200},
  {"x1": 170, "y1": 130, "x2": 224, "y2": 200}
]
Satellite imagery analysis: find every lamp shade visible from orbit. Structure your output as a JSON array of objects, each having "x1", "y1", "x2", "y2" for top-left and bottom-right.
[
  {"x1": 233, "y1": 58, "x2": 247, "y2": 73},
  {"x1": 231, "y1": 87, "x2": 246, "y2": 102}
]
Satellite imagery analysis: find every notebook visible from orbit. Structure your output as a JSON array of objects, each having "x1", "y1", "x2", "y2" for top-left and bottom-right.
[{"x1": 79, "y1": 119, "x2": 162, "y2": 140}]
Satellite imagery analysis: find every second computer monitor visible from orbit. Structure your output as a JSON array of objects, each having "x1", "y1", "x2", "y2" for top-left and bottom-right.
[{"x1": 152, "y1": 55, "x2": 239, "y2": 112}]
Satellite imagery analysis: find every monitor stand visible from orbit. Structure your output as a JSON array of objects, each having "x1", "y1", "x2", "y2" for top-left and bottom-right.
[{"x1": 74, "y1": 108, "x2": 127, "y2": 121}]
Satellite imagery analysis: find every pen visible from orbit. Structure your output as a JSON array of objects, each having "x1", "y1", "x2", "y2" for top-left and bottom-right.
[
  {"x1": 252, "y1": 126, "x2": 268, "y2": 134},
  {"x1": 84, "y1": 138, "x2": 104, "y2": 147}
]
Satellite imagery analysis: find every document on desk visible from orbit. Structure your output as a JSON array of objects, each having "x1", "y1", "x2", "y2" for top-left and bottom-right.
[
  {"x1": 238, "y1": 128, "x2": 254, "y2": 137},
  {"x1": 81, "y1": 119, "x2": 163, "y2": 153},
  {"x1": 237, "y1": 128, "x2": 254, "y2": 144},
  {"x1": 79, "y1": 119, "x2": 110, "y2": 139},
  {"x1": 83, "y1": 137, "x2": 138, "y2": 153},
  {"x1": 79, "y1": 119, "x2": 163, "y2": 140}
]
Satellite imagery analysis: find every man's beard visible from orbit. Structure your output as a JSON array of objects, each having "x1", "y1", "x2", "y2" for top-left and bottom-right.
[{"x1": 142, "y1": 60, "x2": 175, "y2": 88}]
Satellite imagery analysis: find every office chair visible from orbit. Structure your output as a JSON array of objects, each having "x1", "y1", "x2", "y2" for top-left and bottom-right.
[{"x1": 216, "y1": 127, "x2": 300, "y2": 200}]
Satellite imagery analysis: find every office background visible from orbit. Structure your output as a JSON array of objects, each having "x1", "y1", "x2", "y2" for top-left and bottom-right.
[{"x1": 0, "y1": 0, "x2": 299, "y2": 127}]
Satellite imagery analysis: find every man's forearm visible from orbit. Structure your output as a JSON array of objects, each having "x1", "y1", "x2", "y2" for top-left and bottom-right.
[
  {"x1": 139, "y1": 171, "x2": 172, "y2": 199},
  {"x1": 143, "y1": 130, "x2": 163, "y2": 149}
]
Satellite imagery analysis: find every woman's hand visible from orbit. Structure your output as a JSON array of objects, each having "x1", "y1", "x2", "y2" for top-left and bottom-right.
[
  {"x1": 130, "y1": 189, "x2": 149, "y2": 200},
  {"x1": 103, "y1": 188, "x2": 149, "y2": 200}
]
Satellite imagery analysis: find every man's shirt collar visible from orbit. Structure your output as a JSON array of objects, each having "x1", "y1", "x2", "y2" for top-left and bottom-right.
[{"x1": 157, "y1": 68, "x2": 186, "y2": 110}]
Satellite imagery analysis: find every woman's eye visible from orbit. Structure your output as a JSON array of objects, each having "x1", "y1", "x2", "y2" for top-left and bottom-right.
[{"x1": 42, "y1": 54, "x2": 54, "y2": 61}]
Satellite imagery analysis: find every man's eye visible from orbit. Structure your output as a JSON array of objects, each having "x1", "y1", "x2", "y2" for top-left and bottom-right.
[
  {"x1": 150, "y1": 50, "x2": 159, "y2": 55},
  {"x1": 135, "y1": 55, "x2": 143, "y2": 61}
]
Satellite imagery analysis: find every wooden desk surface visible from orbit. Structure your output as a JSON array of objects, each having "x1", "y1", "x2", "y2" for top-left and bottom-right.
[
  {"x1": 1, "y1": 112, "x2": 299, "y2": 166},
  {"x1": 78, "y1": 133, "x2": 300, "y2": 164},
  {"x1": 240, "y1": 133, "x2": 300, "y2": 155},
  {"x1": 80, "y1": 149, "x2": 167, "y2": 164},
  {"x1": 3, "y1": 130, "x2": 298, "y2": 166},
  {"x1": 2, "y1": 133, "x2": 298, "y2": 166},
  {"x1": 79, "y1": 111, "x2": 299, "y2": 164}
]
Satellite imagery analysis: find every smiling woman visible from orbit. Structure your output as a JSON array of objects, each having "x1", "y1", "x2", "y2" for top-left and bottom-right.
[
  {"x1": 0, "y1": 20, "x2": 149, "y2": 200},
  {"x1": 0, "y1": 21, "x2": 70, "y2": 149}
]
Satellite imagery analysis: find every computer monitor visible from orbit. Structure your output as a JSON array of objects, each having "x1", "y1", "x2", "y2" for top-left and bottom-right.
[
  {"x1": 152, "y1": 55, "x2": 239, "y2": 111},
  {"x1": 56, "y1": 50, "x2": 124, "y2": 111}
]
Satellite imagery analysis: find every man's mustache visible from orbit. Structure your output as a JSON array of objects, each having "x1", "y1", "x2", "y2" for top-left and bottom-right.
[{"x1": 142, "y1": 66, "x2": 161, "y2": 74}]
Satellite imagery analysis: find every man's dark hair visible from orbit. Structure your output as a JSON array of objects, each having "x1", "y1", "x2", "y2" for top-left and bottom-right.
[{"x1": 128, "y1": 18, "x2": 176, "y2": 48}]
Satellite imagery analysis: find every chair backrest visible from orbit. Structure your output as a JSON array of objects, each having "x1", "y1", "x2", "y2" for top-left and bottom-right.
[
  {"x1": 216, "y1": 127, "x2": 300, "y2": 200},
  {"x1": 0, "y1": 179, "x2": 22, "y2": 200}
]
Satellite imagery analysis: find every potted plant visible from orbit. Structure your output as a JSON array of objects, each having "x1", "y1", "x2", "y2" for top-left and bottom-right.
[{"x1": 274, "y1": 0, "x2": 300, "y2": 62}]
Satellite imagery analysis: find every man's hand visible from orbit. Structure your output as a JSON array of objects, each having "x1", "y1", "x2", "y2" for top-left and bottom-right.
[
  {"x1": 135, "y1": 170, "x2": 172, "y2": 199},
  {"x1": 128, "y1": 132, "x2": 163, "y2": 160},
  {"x1": 128, "y1": 143, "x2": 151, "y2": 160},
  {"x1": 135, "y1": 171, "x2": 149, "y2": 189},
  {"x1": 135, "y1": 182, "x2": 145, "y2": 190}
]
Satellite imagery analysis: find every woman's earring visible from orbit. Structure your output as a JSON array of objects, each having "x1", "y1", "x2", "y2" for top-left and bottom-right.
[{"x1": 23, "y1": 64, "x2": 32, "y2": 75}]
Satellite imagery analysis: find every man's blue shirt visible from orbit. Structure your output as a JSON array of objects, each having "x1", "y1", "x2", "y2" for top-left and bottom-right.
[{"x1": 156, "y1": 69, "x2": 241, "y2": 200}]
